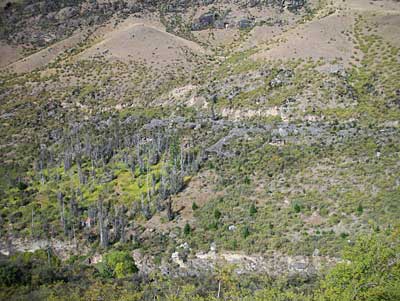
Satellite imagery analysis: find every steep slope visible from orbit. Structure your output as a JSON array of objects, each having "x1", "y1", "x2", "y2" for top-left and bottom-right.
[
  {"x1": 251, "y1": 11, "x2": 357, "y2": 65},
  {"x1": 0, "y1": 42, "x2": 23, "y2": 68},
  {"x1": 78, "y1": 23, "x2": 209, "y2": 68},
  {"x1": 4, "y1": 29, "x2": 90, "y2": 74},
  {"x1": 0, "y1": 0, "x2": 400, "y2": 300}
]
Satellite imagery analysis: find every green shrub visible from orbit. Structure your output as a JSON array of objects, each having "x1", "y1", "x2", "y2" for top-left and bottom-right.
[
  {"x1": 209, "y1": 221, "x2": 218, "y2": 230},
  {"x1": 214, "y1": 209, "x2": 222, "y2": 219},
  {"x1": 249, "y1": 204, "x2": 257, "y2": 217},
  {"x1": 318, "y1": 229, "x2": 400, "y2": 300},
  {"x1": 184, "y1": 223, "x2": 192, "y2": 236},
  {"x1": 242, "y1": 226, "x2": 250, "y2": 239},
  {"x1": 0, "y1": 250, "x2": 61, "y2": 287},
  {"x1": 98, "y1": 251, "x2": 138, "y2": 279},
  {"x1": 17, "y1": 181, "x2": 28, "y2": 191},
  {"x1": 356, "y1": 203, "x2": 363, "y2": 215},
  {"x1": 293, "y1": 203, "x2": 301, "y2": 213}
]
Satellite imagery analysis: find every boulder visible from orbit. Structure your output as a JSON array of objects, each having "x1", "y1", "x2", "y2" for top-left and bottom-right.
[
  {"x1": 269, "y1": 69, "x2": 293, "y2": 88},
  {"x1": 238, "y1": 18, "x2": 254, "y2": 29},
  {"x1": 248, "y1": 0, "x2": 260, "y2": 8},
  {"x1": 192, "y1": 12, "x2": 217, "y2": 30},
  {"x1": 287, "y1": 0, "x2": 306, "y2": 11},
  {"x1": 56, "y1": 6, "x2": 79, "y2": 21}
]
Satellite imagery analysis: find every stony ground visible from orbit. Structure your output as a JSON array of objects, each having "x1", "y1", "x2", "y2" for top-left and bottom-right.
[{"x1": 0, "y1": 0, "x2": 400, "y2": 299}]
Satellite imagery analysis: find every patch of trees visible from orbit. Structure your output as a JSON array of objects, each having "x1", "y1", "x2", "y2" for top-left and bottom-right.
[{"x1": 31, "y1": 114, "x2": 205, "y2": 247}]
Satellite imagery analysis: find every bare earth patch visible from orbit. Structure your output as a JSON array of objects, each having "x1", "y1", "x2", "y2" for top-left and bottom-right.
[
  {"x1": 252, "y1": 12, "x2": 356, "y2": 66},
  {"x1": 79, "y1": 23, "x2": 209, "y2": 68},
  {"x1": 143, "y1": 170, "x2": 220, "y2": 234}
]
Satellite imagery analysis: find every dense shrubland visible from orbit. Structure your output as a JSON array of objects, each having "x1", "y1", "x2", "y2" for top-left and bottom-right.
[{"x1": 1, "y1": 228, "x2": 399, "y2": 300}]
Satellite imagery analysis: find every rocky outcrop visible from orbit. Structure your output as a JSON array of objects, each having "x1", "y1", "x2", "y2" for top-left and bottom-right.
[
  {"x1": 269, "y1": 69, "x2": 294, "y2": 88},
  {"x1": 1, "y1": 0, "x2": 308, "y2": 47},
  {"x1": 206, "y1": 127, "x2": 267, "y2": 157},
  {"x1": 55, "y1": 6, "x2": 79, "y2": 21},
  {"x1": 167, "y1": 246, "x2": 341, "y2": 277},
  {"x1": 0, "y1": 238, "x2": 79, "y2": 260},
  {"x1": 191, "y1": 11, "x2": 219, "y2": 30},
  {"x1": 238, "y1": 18, "x2": 254, "y2": 29}
]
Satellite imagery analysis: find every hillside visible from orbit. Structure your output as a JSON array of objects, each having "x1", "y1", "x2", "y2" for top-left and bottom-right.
[{"x1": 0, "y1": 0, "x2": 400, "y2": 300}]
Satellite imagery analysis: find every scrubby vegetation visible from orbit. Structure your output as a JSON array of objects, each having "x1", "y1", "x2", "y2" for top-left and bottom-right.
[
  {"x1": 1, "y1": 228, "x2": 399, "y2": 300},
  {"x1": 1, "y1": 0, "x2": 400, "y2": 300}
]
